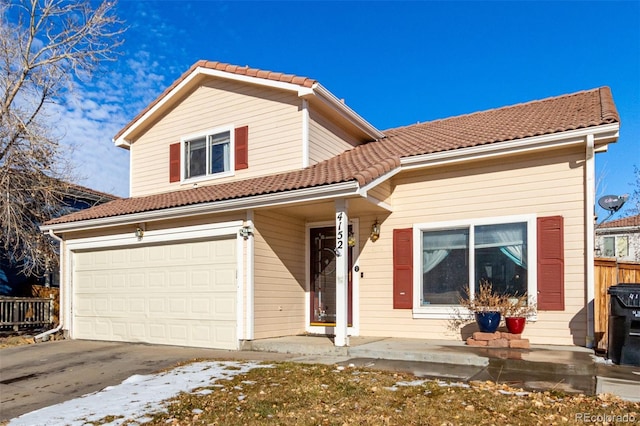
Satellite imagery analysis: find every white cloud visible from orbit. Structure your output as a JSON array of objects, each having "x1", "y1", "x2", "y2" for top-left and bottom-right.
[{"x1": 50, "y1": 50, "x2": 169, "y2": 197}]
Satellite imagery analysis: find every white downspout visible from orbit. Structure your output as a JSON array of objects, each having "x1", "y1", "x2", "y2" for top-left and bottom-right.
[
  {"x1": 585, "y1": 134, "x2": 595, "y2": 348},
  {"x1": 34, "y1": 230, "x2": 64, "y2": 342},
  {"x1": 302, "y1": 99, "x2": 310, "y2": 168},
  {"x1": 246, "y1": 210, "x2": 255, "y2": 340},
  {"x1": 237, "y1": 226, "x2": 244, "y2": 344}
]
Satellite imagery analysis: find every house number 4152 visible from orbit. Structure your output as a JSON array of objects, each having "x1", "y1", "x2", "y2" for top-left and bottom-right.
[{"x1": 336, "y1": 212, "x2": 345, "y2": 254}]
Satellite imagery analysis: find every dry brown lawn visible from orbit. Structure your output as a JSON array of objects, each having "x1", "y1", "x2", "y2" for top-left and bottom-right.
[
  {"x1": 138, "y1": 362, "x2": 639, "y2": 426},
  {"x1": 0, "y1": 334, "x2": 35, "y2": 348}
]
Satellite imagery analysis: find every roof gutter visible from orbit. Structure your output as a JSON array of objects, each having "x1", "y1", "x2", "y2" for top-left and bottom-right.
[
  {"x1": 400, "y1": 123, "x2": 620, "y2": 170},
  {"x1": 40, "y1": 181, "x2": 360, "y2": 233},
  {"x1": 596, "y1": 226, "x2": 639, "y2": 233}
]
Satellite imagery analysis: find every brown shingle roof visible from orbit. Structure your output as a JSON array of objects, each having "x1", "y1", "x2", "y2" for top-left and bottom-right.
[
  {"x1": 45, "y1": 142, "x2": 400, "y2": 225},
  {"x1": 598, "y1": 214, "x2": 640, "y2": 229},
  {"x1": 381, "y1": 87, "x2": 619, "y2": 157},
  {"x1": 114, "y1": 60, "x2": 317, "y2": 142},
  {"x1": 46, "y1": 87, "x2": 619, "y2": 226}
]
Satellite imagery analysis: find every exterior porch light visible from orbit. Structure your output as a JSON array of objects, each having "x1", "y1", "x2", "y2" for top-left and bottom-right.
[
  {"x1": 239, "y1": 225, "x2": 254, "y2": 239},
  {"x1": 370, "y1": 220, "x2": 380, "y2": 242},
  {"x1": 348, "y1": 231, "x2": 356, "y2": 247},
  {"x1": 135, "y1": 227, "x2": 144, "y2": 239}
]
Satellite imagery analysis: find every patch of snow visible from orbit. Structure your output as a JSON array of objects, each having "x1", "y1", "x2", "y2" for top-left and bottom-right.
[
  {"x1": 436, "y1": 381, "x2": 470, "y2": 388},
  {"x1": 591, "y1": 355, "x2": 614, "y2": 365},
  {"x1": 9, "y1": 361, "x2": 270, "y2": 426},
  {"x1": 396, "y1": 379, "x2": 428, "y2": 387}
]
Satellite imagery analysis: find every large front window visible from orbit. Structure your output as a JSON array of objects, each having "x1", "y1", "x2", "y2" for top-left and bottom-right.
[
  {"x1": 184, "y1": 129, "x2": 231, "y2": 179},
  {"x1": 417, "y1": 216, "x2": 534, "y2": 316}
]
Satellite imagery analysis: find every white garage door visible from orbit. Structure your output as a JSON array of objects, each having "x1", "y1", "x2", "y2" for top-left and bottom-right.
[{"x1": 72, "y1": 238, "x2": 237, "y2": 349}]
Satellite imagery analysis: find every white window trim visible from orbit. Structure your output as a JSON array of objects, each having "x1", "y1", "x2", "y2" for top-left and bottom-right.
[
  {"x1": 412, "y1": 214, "x2": 537, "y2": 319},
  {"x1": 602, "y1": 235, "x2": 629, "y2": 258},
  {"x1": 181, "y1": 124, "x2": 235, "y2": 183}
]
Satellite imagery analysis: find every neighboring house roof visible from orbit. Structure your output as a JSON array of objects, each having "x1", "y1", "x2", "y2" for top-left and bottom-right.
[
  {"x1": 44, "y1": 86, "x2": 619, "y2": 226},
  {"x1": 597, "y1": 214, "x2": 640, "y2": 229},
  {"x1": 65, "y1": 182, "x2": 120, "y2": 204}
]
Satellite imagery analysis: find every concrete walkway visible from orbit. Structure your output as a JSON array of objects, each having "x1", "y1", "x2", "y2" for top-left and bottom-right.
[{"x1": 246, "y1": 335, "x2": 640, "y2": 402}]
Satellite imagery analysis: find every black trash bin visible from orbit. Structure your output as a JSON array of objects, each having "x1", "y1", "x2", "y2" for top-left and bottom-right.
[{"x1": 607, "y1": 284, "x2": 640, "y2": 366}]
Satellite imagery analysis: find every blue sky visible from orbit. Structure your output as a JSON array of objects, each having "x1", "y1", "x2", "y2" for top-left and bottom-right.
[{"x1": 49, "y1": 1, "x2": 639, "y2": 216}]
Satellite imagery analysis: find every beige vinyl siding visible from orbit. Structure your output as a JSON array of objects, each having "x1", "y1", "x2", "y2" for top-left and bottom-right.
[
  {"x1": 130, "y1": 79, "x2": 303, "y2": 197},
  {"x1": 308, "y1": 109, "x2": 363, "y2": 165},
  {"x1": 357, "y1": 148, "x2": 588, "y2": 345},
  {"x1": 253, "y1": 210, "x2": 306, "y2": 339}
]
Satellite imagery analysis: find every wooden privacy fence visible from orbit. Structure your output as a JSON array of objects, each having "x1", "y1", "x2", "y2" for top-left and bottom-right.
[
  {"x1": 0, "y1": 297, "x2": 54, "y2": 331},
  {"x1": 594, "y1": 258, "x2": 640, "y2": 352}
]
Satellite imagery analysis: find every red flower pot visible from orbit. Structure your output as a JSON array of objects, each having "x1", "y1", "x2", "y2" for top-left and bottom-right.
[{"x1": 505, "y1": 317, "x2": 526, "y2": 334}]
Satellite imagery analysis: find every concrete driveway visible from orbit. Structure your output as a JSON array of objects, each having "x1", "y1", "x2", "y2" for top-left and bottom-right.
[{"x1": 0, "y1": 340, "x2": 293, "y2": 421}]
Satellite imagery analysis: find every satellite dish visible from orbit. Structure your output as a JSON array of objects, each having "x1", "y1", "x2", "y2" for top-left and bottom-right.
[{"x1": 598, "y1": 194, "x2": 629, "y2": 213}]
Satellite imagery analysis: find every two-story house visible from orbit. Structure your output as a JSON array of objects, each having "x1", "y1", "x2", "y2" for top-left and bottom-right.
[{"x1": 42, "y1": 60, "x2": 621, "y2": 350}]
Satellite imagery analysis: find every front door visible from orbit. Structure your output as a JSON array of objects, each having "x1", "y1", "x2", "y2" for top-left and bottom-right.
[{"x1": 310, "y1": 226, "x2": 352, "y2": 326}]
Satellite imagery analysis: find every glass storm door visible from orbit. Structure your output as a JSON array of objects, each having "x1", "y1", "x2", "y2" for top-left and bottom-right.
[{"x1": 310, "y1": 226, "x2": 353, "y2": 326}]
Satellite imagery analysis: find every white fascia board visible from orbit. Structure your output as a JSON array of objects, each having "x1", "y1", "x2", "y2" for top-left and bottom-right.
[
  {"x1": 357, "y1": 167, "x2": 401, "y2": 212},
  {"x1": 114, "y1": 66, "x2": 308, "y2": 147},
  {"x1": 65, "y1": 221, "x2": 243, "y2": 251},
  {"x1": 400, "y1": 123, "x2": 620, "y2": 170},
  {"x1": 364, "y1": 195, "x2": 393, "y2": 212},
  {"x1": 41, "y1": 181, "x2": 360, "y2": 234},
  {"x1": 308, "y1": 84, "x2": 385, "y2": 140},
  {"x1": 358, "y1": 167, "x2": 402, "y2": 195}
]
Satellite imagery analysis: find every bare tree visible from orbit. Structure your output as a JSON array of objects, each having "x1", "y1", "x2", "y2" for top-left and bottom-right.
[
  {"x1": 630, "y1": 165, "x2": 640, "y2": 216},
  {"x1": 0, "y1": 0, "x2": 124, "y2": 279}
]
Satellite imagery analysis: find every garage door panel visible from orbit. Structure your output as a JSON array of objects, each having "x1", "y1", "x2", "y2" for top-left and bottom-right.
[
  {"x1": 148, "y1": 272, "x2": 166, "y2": 288},
  {"x1": 73, "y1": 238, "x2": 237, "y2": 349},
  {"x1": 129, "y1": 322, "x2": 147, "y2": 342},
  {"x1": 148, "y1": 298, "x2": 166, "y2": 313}
]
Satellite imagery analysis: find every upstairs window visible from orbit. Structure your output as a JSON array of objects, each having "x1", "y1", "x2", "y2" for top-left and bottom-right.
[
  {"x1": 184, "y1": 129, "x2": 231, "y2": 180},
  {"x1": 170, "y1": 125, "x2": 248, "y2": 183}
]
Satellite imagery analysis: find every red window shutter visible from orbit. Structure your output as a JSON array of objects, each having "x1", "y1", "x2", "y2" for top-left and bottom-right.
[
  {"x1": 393, "y1": 228, "x2": 413, "y2": 309},
  {"x1": 169, "y1": 142, "x2": 180, "y2": 183},
  {"x1": 235, "y1": 126, "x2": 248, "y2": 170},
  {"x1": 537, "y1": 216, "x2": 564, "y2": 310}
]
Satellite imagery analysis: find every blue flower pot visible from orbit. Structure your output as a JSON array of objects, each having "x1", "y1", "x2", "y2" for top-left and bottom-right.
[{"x1": 475, "y1": 311, "x2": 501, "y2": 333}]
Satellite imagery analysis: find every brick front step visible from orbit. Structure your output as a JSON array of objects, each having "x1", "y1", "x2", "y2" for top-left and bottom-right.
[{"x1": 467, "y1": 331, "x2": 530, "y2": 349}]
